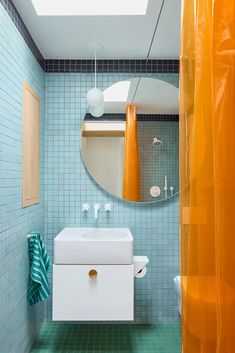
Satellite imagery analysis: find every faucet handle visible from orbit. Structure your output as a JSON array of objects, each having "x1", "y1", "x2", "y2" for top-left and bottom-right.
[
  {"x1": 104, "y1": 203, "x2": 112, "y2": 212},
  {"x1": 82, "y1": 203, "x2": 89, "y2": 212}
]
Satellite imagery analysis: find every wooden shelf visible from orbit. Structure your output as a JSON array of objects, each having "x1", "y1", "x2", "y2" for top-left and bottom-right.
[{"x1": 82, "y1": 130, "x2": 125, "y2": 137}]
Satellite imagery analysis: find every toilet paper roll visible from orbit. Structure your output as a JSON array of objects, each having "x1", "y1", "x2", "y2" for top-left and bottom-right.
[{"x1": 135, "y1": 266, "x2": 147, "y2": 278}]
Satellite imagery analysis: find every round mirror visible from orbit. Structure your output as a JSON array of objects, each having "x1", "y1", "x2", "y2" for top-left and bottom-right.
[{"x1": 81, "y1": 77, "x2": 179, "y2": 203}]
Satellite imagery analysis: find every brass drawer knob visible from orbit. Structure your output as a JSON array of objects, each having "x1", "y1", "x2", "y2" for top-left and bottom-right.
[{"x1": 89, "y1": 269, "x2": 97, "y2": 279}]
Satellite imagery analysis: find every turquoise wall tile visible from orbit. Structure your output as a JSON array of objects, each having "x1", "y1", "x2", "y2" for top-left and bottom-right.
[
  {"x1": 1, "y1": 6, "x2": 180, "y2": 352},
  {"x1": 138, "y1": 120, "x2": 179, "y2": 202},
  {"x1": 44, "y1": 72, "x2": 180, "y2": 323},
  {"x1": 0, "y1": 4, "x2": 45, "y2": 353}
]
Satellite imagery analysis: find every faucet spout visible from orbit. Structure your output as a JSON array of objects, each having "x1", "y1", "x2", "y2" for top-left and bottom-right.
[{"x1": 94, "y1": 203, "x2": 101, "y2": 219}]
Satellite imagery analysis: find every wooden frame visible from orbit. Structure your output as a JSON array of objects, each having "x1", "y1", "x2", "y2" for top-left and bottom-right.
[
  {"x1": 82, "y1": 130, "x2": 125, "y2": 137},
  {"x1": 22, "y1": 81, "x2": 40, "y2": 207},
  {"x1": 81, "y1": 121, "x2": 125, "y2": 137}
]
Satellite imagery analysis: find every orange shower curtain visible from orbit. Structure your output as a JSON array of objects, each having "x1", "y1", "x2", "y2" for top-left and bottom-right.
[
  {"x1": 180, "y1": 0, "x2": 235, "y2": 352},
  {"x1": 123, "y1": 104, "x2": 140, "y2": 202}
]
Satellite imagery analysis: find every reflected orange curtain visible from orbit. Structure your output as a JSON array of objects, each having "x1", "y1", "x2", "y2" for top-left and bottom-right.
[
  {"x1": 123, "y1": 104, "x2": 140, "y2": 202},
  {"x1": 180, "y1": 0, "x2": 235, "y2": 352}
]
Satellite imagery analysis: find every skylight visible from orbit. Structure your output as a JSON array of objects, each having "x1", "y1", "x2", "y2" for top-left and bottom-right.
[
  {"x1": 31, "y1": 0, "x2": 149, "y2": 16},
  {"x1": 103, "y1": 81, "x2": 131, "y2": 102}
]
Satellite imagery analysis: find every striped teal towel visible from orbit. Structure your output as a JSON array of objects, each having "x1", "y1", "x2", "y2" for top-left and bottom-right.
[{"x1": 27, "y1": 231, "x2": 50, "y2": 306}]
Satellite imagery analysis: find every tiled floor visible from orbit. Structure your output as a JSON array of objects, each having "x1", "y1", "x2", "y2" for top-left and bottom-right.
[{"x1": 30, "y1": 323, "x2": 181, "y2": 353}]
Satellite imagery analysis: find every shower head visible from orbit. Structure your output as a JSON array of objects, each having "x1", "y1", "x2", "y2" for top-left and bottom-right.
[{"x1": 153, "y1": 137, "x2": 162, "y2": 146}]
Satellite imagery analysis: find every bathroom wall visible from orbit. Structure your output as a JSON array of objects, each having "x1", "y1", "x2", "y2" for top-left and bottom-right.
[
  {"x1": 0, "y1": 3, "x2": 45, "y2": 353},
  {"x1": 138, "y1": 120, "x2": 179, "y2": 202},
  {"x1": 82, "y1": 136, "x2": 124, "y2": 199},
  {"x1": 44, "y1": 72, "x2": 180, "y2": 323},
  {"x1": 0, "y1": 0, "x2": 180, "y2": 335}
]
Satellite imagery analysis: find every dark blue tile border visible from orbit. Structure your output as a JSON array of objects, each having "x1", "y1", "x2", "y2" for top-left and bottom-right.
[
  {"x1": 1, "y1": 0, "x2": 179, "y2": 73},
  {"x1": 137, "y1": 114, "x2": 179, "y2": 121},
  {"x1": 85, "y1": 113, "x2": 179, "y2": 122},
  {"x1": 44, "y1": 59, "x2": 179, "y2": 73},
  {"x1": 0, "y1": 0, "x2": 44, "y2": 69}
]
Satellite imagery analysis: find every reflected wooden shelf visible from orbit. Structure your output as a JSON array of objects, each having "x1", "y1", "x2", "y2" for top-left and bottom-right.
[
  {"x1": 82, "y1": 121, "x2": 125, "y2": 138},
  {"x1": 82, "y1": 130, "x2": 125, "y2": 137}
]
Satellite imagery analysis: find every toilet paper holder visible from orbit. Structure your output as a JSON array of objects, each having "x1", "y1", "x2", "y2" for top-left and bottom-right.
[{"x1": 133, "y1": 256, "x2": 149, "y2": 278}]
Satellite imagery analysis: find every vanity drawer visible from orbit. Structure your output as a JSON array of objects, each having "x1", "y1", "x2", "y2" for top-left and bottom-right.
[{"x1": 53, "y1": 264, "x2": 134, "y2": 321}]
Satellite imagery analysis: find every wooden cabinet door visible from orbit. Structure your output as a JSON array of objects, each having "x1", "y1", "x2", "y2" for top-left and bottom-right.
[{"x1": 22, "y1": 81, "x2": 40, "y2": 207}]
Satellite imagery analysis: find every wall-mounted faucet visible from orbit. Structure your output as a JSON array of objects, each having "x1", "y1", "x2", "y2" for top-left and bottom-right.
[
  {"x1": 82, "y1": 203, "x2": 111, "y2": 218},
  {"x1": 164, "y1": 175, "x2": 168, "y2": 198},
  {"x1": 94, "y1": 203, "x2": 101, "y2": 219}
]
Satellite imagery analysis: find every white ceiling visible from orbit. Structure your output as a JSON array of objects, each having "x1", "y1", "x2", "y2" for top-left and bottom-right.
[{"x1": 12, "y1": 0, "x2": 181, "y2": 59}]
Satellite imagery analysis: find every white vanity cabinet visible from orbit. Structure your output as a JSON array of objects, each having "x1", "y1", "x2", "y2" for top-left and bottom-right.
[
  {"x1": 52, "y1": 228, "x2": 149, "y2": 321},
  {"x1": 53, "y1": 264, "x2": 134, "y2": 321}
]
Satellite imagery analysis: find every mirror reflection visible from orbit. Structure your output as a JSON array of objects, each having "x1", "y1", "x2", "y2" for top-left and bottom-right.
[{"x1": 81, "y1": 77, "x2": 179, "y2": 203}]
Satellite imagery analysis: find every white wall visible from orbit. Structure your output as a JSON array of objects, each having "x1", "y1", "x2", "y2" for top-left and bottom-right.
[{"x1": 82, "y1": 137, "x2": 124, "y2": 198}]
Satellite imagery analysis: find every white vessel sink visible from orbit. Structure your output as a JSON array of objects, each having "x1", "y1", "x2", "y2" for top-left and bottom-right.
[
  {"x1": 54, "y1": 228, "x2": 133, "y2": 265},
  {"x1": 82, "y1": 229, "x2": 128, "y2": 240}
]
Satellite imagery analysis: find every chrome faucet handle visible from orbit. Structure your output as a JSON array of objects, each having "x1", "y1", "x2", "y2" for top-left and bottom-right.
[
  {"x1": 82, "y1": 203, "x2": 89, "y2": 212},
  {"x1": 104, "y1": 203, "x2": 112, "y2": 212}
]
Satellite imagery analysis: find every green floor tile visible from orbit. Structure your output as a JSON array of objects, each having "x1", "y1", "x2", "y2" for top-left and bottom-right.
[{"x1": 31, "y1": 323, "x2": 181, "y2": 353}]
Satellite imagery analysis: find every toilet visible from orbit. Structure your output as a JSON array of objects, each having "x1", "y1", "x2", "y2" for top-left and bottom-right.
[
  {"x1": 174, "y1": 275, "x2": 235, "y2": 342},
  {"x1": 174, "y1": 276, "x2": 181, "y2": 314}
]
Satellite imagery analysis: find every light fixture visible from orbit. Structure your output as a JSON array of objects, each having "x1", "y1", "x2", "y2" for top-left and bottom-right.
[
  {"x1": 87, "y1": 51, "x2": 104, "y2": 117},
  {"x1": 31, "y1": 0, "x2": 149, "y2": 16},
  {"x1": 87, "y1": 88, "x2": 104, "y2": 108},
  {"x1": 87, "y1": 48, "x2": 104, "y2": 117},
  {"x1": 89, "y1": 105, "x2": 104, "y2": 118}
]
